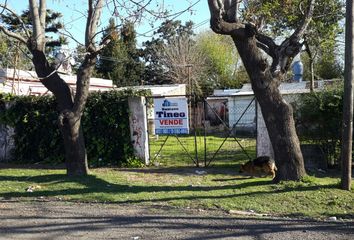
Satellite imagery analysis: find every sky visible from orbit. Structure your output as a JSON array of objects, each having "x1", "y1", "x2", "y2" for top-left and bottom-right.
[{"x1": 3, "y1": 0, "x2": 211, "y2": 48}]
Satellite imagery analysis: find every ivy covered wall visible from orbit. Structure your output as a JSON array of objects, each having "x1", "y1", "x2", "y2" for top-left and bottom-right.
[{"x1": 0, "y1": 89, "x2": 149, "y2": 167}]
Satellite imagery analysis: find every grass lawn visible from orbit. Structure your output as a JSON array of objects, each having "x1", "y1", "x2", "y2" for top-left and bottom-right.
[
  {"x1": 148, "y1": 135, "x2": 257, "y2": 167},
  {"x1": 0, "y1": 165, "x2": 353, "y2": 220}
]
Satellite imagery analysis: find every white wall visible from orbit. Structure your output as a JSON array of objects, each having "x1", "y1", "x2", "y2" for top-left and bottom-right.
[
  {"x1": 128, "y1": 97, "x2": 149, "y2": 165},
  {"x1": 256, "y1": 103, "x2": 274, "y2": 158}
]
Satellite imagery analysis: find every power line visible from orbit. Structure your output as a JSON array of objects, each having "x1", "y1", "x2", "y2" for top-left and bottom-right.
[{"x1": 192, "y1": 19, "x2": 209, "y2": 30}]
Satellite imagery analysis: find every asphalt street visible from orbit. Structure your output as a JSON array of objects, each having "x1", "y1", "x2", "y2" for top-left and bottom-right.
[{"x1": 0, "y1": 201, "x2": 353, "y2": 240}]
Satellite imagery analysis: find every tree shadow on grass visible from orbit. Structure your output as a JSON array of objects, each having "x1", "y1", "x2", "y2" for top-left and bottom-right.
[
  {"x1": 117, "y1": 165, "x2": 240, "y2": 176},
  {"x1": 0, "y1": 173, "x2": 269, "y2": 196},
  {"x1": 0, "y1": 163, "x2": 66, "y2": 170},
  {"x1": 0, "y1": 173, "x2": 339, "y2": 207}
]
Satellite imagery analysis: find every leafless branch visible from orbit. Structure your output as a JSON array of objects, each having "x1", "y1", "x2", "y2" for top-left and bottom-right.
[
  {"x1": 91, "y1": 22, "x2": 122, "y2": 47},
  {"x1": 156, "y1": 35, "x2": 207, "y2": 92},
  {"x1": 59, "y1": 28, "x2": 84, "y2": 47},
  {"x1": 86, "y1": 0, "x2": 104, "y2": 52},
  {"x1": 0, "y1": 3, "x2": 31, "y2": 38},
  {"x1": 0, "y1": 25, "x2": 27, "y2": 44},
  {"x1": 29, "y1": 0, "x2": 46, "y2": 50},
  {"x1": 39, "y1": 0, "x2": 46, "y2": 30},
  {"x1": 0, "y1": 0, "x2": 7, "y2": 15}
]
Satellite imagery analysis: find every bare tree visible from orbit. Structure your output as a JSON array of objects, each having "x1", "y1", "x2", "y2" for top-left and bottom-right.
[
  {"x1": 0, "y1": 0, "x2": 106, "y2": 175},
  {"x1": 341, "y1": 0, "x2": 353, "y2": 191},
  {"x1": 207, "y1": 0, "x2": 316, "y2": 182},
  {"x1": 0, "y1": 0, "x2": 194, "y2": 176},
  {"x1": 156, "y1": 35, "x2": 208, "y2": 95}
]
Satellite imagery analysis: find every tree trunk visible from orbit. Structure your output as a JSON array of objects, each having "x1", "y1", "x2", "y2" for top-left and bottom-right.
[
  {"x1": 60, "y1": 113, "x2": 88, "y2": 176},
  {"x1": 309, "y1": 59, "x2": 314, "y2": 92},
  {"x1": 233, "y1": 37, "x2": 306, "y2": 182},
  {"x1": 207, "y1": 0, "x2": 312, "y2": 182},
  {"x1": 31, "y1": 49, "x2": 89, "y2": 176},
  {"x1": 341, "y1": 0, "x2": 353, "y2": 190},
  {"x1": 304, "y1": 41, "x2": 315, "y2": 92},
  {"x1": 0, "y1": 0, "x2": 105, "y2": 177},
  {"x1": 256, "y1": 84, "x2": 306, "y2": 182}
]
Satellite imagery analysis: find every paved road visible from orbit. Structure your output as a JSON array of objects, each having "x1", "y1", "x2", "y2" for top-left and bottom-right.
[{"x1": 0, "y1": 201, "x2": 353, "y2": 240}]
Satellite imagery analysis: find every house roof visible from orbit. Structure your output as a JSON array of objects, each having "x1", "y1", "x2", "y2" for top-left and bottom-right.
[
  {"x1": 0, "y1": 68, "x2": 114, "y2": 96},
  {"x1": 212, "y1": 80, "x2": 340, "y2": 97},
  {"x1": 0, "y1": 68, "x2": 187, "y2": 97},
  {"x1": 116, "y1": 84, "x2": 186, "y2": 97}
]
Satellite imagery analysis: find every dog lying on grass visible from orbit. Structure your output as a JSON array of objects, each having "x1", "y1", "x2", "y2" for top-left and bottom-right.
[{"x1": 239, "y1": 156, "x2": 277, "y2": 178}]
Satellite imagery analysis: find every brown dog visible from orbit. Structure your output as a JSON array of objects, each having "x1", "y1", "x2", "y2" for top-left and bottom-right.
[{"x1": 239, "y1": 156, "x2": 277, "y2": 178}]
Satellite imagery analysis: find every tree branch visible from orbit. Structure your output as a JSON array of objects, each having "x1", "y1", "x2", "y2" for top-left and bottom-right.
[
  {"x1": 39, "y1": 0, "x2": 47, "y2": 30},
  {"x1": 256, "y1": 41, "x2": 270, "y2": 56},
  {"x1": 0, "y1": 0, "x2": 7, "y2": 15},
  {"x1": 255, "y1": 33, "x2": 277, "y2": 58},
  {"x1": 0, "y1": 3, "x2": 31, "y2": 38},
  {"x1": 291, "y1": 0, "x2": 315, "y2": 42},
  {"x1": 224, "y1": 0, "x2": 238, "y2": 22},
  {"x1": 59, "y1": 28, "x2": 84, "y2": 47},
  {"x1": 0, "y1": 25, "x2": 27, "y2": 44},
  {"x1": 271, "y1": 0, "x2": 315, "y2": 74},
  {"x1": 208, "y1": 0, "x2": 250, "y2": 39},
  {"x1": 85, "y1": 0, "x2": 104, "y2": 52},
  {"x1": 73, "y1": 0, "x2": 104, "y2": 117},
  {"x1": 91, "y1": 22, "x2": 122, "y2": 47},
  {"x1": 29, "y1": 0, "x2": 46, "y2": 50}
]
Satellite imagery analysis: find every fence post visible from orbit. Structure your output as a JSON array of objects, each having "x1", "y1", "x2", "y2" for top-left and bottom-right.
[
  {"x1": 193, "y1": 95, "x2": 199, "y2": 167},
  {"x1": 128, "y1": 96, "x2": 150, "y2": 165},
  {"x1": 203, "y1": 99, "x2": 207, "y2": 167}
]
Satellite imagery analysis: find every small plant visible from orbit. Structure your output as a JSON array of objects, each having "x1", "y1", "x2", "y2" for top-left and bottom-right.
[
  {"x1": 122, "y1": 157, "x2": 145, "y2": 168},
  {"x1": 301, "y1": 175, "x2": 317, "y2": 185}
]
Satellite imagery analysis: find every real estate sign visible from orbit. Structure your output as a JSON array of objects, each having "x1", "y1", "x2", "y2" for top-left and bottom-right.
[{"x1": 154, "y1": 97, "x2": 189, "y2": 134}]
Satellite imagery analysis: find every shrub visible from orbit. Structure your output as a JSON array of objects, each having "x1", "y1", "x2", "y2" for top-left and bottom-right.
[
  {"x1": 294, "y1": 82, "x2": 344, "y2": 166},
  {"x1": 0, "y1": 89, "x2": 149, "y2": 167}
]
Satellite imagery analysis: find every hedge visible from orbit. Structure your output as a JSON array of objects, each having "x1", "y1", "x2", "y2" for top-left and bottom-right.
[
  {"x1": 293, "y1": 81, "x2": 353, "y2": 166},
  {"x1": 0, "y1": 89, "x2": 149, "y2": 167}
]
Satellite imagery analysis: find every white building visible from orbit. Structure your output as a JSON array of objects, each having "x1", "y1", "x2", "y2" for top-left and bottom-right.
[
  {"x1": 0, "y1": 68, "x2": 115, "y2": 96},
  {"x1": 212, "y1": 80, "x2": 338, "y2": 157}
]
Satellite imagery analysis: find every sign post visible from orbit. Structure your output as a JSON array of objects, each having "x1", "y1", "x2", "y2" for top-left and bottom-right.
[{"x1": 154, "y1": 97, "x2": 189, "y2": 135}]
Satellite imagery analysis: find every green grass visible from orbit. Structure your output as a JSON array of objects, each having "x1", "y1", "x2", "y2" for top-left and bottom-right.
[
  {"x1": 0, "y1": 166, "x2": 353, "y2": 219},
  {"x1": 149, "y1": 135, "x2": 256, "y2": 167}
]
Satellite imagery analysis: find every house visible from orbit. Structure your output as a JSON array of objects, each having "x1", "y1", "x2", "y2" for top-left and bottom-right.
[
  {"x1": 0, "y1": 68, "x2": 115, "y2": 95},
  {"x1": 211, "y1": 80, "x2": 339, "y2": 157}
]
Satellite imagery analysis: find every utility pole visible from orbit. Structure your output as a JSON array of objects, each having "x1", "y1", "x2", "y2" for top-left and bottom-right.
[
  {"x1": 185, "y1": 64, "x2": 193, "y2": 95},
  {"x1": 185, "y1": 64, "x2": 199, "y2": 166},
  {"x1": 341, "y1": 0, "x2": 353, "y2": 190}
]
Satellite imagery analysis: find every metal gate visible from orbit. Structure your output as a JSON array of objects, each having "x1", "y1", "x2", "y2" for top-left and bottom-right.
[{"x1": 146, "y1": 95, "x2": 257, "y2": 167}]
